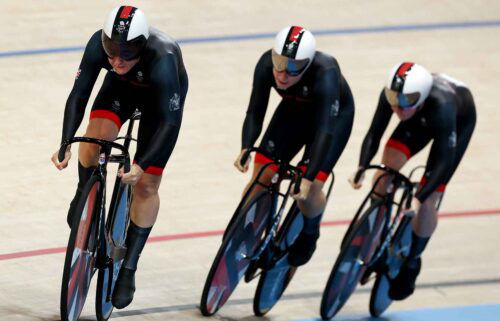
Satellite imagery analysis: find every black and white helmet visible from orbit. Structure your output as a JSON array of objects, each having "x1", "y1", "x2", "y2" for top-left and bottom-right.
[{"x1": 101, "y1": 6, "x2": 149, "y2": 60}]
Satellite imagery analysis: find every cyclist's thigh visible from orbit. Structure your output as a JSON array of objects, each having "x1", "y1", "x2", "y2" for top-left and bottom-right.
[
  {"x1": 134, "y1": 98, "x2": 180, "y2": 177},
  {"x1": 372, "y1": 122, "x2": 430, "y2": 191},
  {"x1": 382, "y1": 120, "x2": 433, "y2": 169},
  {"x1": 304, "y1": 103, "x2": 355, "y2": 173},
  {"x1": 258, "y1": 100, "x2": 312, "y2": 164},
  {"x1": 89, "y1": 72, "x2": 137, "y2": 131}
]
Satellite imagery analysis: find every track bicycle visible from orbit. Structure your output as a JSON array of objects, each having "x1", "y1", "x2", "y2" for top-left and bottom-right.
[
  {"x1": 200, "y1": 147, "x2": 334, "y2": 316},
  {"x1": 320, "y1": 164, "x2": 429, "y2": 320},
  {"x1": 59, "y1": 111, "x2": 140, "y2": 321}
]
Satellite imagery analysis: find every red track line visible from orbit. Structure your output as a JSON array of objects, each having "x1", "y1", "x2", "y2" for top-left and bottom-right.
[{"x1": 1, "y1": 208, "x2": 499, "y2": 262}]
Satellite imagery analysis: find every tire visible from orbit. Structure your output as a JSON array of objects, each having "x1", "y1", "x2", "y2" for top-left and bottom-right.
[
  {"x1": 60, "y1": 176, "x2": 102, "y2": 321},
  {"x1": 320, "y1": 200, "x2": 386, "y2": 320},
  {"x1": 369, "y1": 214, "x2": 413, "y2": 317},
  {"x1": 253, "y1": 205, "x2": 303, "y2": 316},
  {"x1": 96, "y1": 184, "x2": 131, "y2": 321},
  {"x1": 369, "y1": 273, "x2": 392, "y2": 317},
  {"x1": 200, "y1": 190, "x2": 275, "y2": 316}
]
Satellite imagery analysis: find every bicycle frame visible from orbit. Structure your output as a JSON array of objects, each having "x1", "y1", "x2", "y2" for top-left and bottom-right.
[
  {"x1": 238, "y1": 147, "x2": 335, "y2": 265},
  {"x1": 243, "y1": 160, "x2": 299, "y2": 262},
  {"x1": 349, "y1": 165, "x2": 415, "y2": 270}
]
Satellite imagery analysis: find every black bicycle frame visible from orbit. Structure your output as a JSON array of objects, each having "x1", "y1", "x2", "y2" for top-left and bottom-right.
[
  {"x1": 244, "y1": 160, "x2": 300, "y2": 261},
  {"x1": 238, "y1": 147, "x2": 334, "y2": 264},
  {"x1": 347, "y1": 165, "x2": 415, "y2": 269}
]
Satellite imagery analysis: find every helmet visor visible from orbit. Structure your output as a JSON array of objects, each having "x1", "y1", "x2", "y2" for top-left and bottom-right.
[
  {"x1": 102, "y1": 32, "x2": 145, "y2": 61},
  {"x1": 271, "y1": 50, "x2": 309, "y2": 76},
  {"x1": 384, "y1": 88, "x2": 421, "y2": 109}
]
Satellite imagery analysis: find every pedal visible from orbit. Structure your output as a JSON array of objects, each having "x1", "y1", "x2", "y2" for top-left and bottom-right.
[
  {"x1": 244, "y1": 260, "x2": 261, "y2": 283},
  {"x1": 360, "y1": 266, "x2": 374, "y2": 285}
]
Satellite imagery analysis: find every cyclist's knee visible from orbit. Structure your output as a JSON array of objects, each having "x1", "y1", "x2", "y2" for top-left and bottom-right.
[
  {"x1": 134, "y1": 175, "x2": 161, "y2": 199},
  {"x1": 419, "y1": 192, "x2": 442, "y2": 215},
  {"x1": 251, "y1": 163, "x2": 275, "y2": 186},
  {"x1": 78, "y1": 143, "x2": 100, "y2": 166},
  {"x1": 310, "y1": 179, "x2": 325, "y2": 194}
]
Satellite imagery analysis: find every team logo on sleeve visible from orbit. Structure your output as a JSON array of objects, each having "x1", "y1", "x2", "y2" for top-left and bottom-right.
[{"x1": 169, "y1": 93, "x2": 181, "y2": 111}]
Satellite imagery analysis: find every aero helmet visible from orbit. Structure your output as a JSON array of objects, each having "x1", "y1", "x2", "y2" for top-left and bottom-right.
[
  {"x1": 384, "y1": 62, "x2": 433, "y2": 109},
  {"x1": 102, "y1": 6, "x2": 149, "y2": 60},
  {"x1": 272, "y1": 26, "x2": 316, "y2": 76}
]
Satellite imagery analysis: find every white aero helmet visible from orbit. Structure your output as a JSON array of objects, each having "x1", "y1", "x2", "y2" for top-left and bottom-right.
[
  {"x1": 271, "y1": 26, "x2": 316, "y2": 76},
  {"x1": 385, "y1": 62, "x2": 433, "y2": 109},
  {"x1": 102, "y1": 6, "x2": 149, "y2": 60}
]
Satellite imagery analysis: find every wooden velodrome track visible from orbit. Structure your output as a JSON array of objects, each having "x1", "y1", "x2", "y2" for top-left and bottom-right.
[{"x1": 1, "y1": 1, "x2": 499, "y2": 320}]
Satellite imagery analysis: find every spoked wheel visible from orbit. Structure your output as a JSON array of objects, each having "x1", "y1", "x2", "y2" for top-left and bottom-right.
[
  {"x1": 253, "y1": 204, "x2": 303, "y2": 316},
  {"x1": 320, "y1": 200, "x2": 386, "y2": 320},
  {"x1": 60, "y1": 176, "x2": 102, "y2": 321},
  {"x1": 369, "y1": 272, "x2": 392, "y2": 317},
  {"x1": 200, "y1": 190, "x2": 275, "y2": 316},
  {"x1": 96, "y1": 184, "x2": 131, "y2": 321}
]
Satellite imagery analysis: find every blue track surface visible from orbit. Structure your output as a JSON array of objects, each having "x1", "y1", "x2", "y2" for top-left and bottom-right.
[
  {"x1": 295, "y1": 304, "x2": 500, "y2": 321},
  {"x1": 1, "y1": 20, "x2": 499, "y2": 59}
]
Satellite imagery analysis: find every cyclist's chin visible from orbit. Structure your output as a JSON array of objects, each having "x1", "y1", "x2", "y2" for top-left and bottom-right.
[
  {"x1": 275, "y1": 79, "x2": 297, "y2": 90},
  {"x1": 393, "y1": 107, "x2": 417, "y2": 121},
  {"x1": 114, "y1": 66, "x2": 132, "y2": 75}
]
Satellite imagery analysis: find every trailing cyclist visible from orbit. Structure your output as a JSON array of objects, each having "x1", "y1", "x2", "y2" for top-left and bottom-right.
[
  {"x1": 234, "y1": 26, "x2": 355, "y2": 267},
  {"x1": 50, "y1": 6, "x2": 188, "y2": 309},
  {"x1": 349, "y1": 62, "x2": 476, "y2": 300}
]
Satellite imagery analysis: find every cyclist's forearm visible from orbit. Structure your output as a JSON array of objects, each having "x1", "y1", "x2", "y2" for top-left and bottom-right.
[
  {"x1": 241, "y1": 112, "x2": 263, "y2": 149},
  {"x1": 61, "y1": 94, "x2": 88, "y2": 144},
  {"x1": 358, "y1": 133, "x2": 380, "y2": 169}
]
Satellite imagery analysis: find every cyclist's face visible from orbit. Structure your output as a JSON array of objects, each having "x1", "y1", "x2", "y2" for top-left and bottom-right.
[
  {"x1": 273, "y1": 68, "x2": 303, "y2": 90},
  {"x1": 107, "y1": 56, "x2": 140, "y2": 75}
]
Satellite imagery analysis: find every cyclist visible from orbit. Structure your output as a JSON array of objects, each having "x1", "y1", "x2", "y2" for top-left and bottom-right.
[
  {"x1": 349, "y1": 62, "x2": 476, "y2": 300},
  {"x1": 50, "y1": 6, "x2": 188, "y2": 309},
  {"x1": 234, "y1": 26, "x2": 355, "y2": 267}
]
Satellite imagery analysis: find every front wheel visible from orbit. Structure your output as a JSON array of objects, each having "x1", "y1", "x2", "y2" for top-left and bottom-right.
[
  {"x1": 96, "y1": 183, "x2": 131, "y2": 321},
  {"x1": 320, "y1": 200, "x2": 386, "y2": 320},
  {"x1": 200, "y1": 190, "x2": 275, "y2": 316},
  {"x1": 60, "y1": 176, "x2": 102, "y2": 321},
  {"x1": 253, "y1": 204, "x2": 303, "y2": 316},
  {"x1": 369, "y1": 273, "x2": 392, "y2": 317}
]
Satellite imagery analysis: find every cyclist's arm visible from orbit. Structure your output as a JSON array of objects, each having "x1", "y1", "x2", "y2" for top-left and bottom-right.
[
  {"x1": 358, "y1": 90, "x2": 393, "y2": 168},
  {"x1": 242, "y1": 52, "x2": 273, "y2": 149},
  {"x1": 303, "y1": 67, "x2": 340, "y2": 181},
  {"x1": 61, "y1": 31, "x2": 106, "y2": 144},
  {"x1": 134, "y1": 55, "x2": 183, "y2": 171},
  {"x1": 415, "y1": 101, "x2": 457, "y2": 202}
]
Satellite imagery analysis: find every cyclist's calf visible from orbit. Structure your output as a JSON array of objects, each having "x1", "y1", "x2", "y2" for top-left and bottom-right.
[{"x1": 412, "y1": 191, "x2": 442, "y2": 237}]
